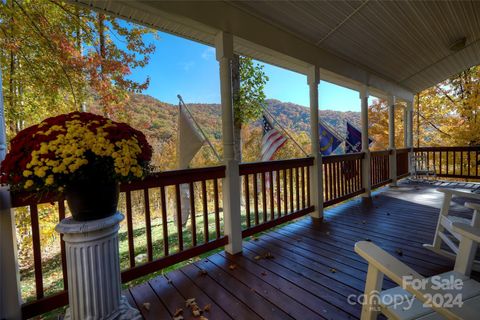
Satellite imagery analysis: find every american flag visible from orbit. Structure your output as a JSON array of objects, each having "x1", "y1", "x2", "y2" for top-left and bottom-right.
[{"x1": 261, "y1": 115, "x2": 287, "y2": 161}]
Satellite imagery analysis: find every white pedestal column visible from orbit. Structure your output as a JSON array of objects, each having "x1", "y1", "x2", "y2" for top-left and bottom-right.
[{"x1": 56, "y1": 212, "x2": 141, "y2": 320}]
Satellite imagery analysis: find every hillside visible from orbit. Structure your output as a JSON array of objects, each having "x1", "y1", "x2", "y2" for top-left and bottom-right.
[{"x1": 119, "y1": 94, "x2": 360, "y2": 141}]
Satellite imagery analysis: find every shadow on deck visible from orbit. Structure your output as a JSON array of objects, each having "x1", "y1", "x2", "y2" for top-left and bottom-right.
[{"x1": 123, "y1": 181, "x2": 480, "y2": 320}]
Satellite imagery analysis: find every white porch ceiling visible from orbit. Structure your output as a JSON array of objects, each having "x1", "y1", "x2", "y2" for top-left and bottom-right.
[
  {"x1": 71, "y1": 1, "x2": 480, "y2": 100},
  {"x1": 231, "y1": 0, "x2": 480, "y2": 93}
]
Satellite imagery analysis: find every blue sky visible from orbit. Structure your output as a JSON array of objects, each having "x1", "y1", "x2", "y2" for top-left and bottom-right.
[{"x1": 128, "y1": 31, "x2": 364, "y2": 112}]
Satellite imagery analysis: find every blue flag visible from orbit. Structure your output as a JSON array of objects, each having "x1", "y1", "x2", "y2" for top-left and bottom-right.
[
  {"x1": 345, "y1": 122, "x2": 373, "y2": 153},
  {"x1": 319, "y1": 122, "x2": 342, "y2": 156}
]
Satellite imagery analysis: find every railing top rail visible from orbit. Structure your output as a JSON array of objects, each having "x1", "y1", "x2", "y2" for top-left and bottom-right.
[
  {"x1": 370, "y1": 149, "x2": 392, "y2": 156},
  {"x1": 239, "y1": 157, "x2": 314, "y2": 175},
  {"x1": 322, "y1": 152, "x2": 364, "y2": 164},
  {"x1": 10, "y1": 165, "x2": 226, "y2": 207},
  {"x1": 396, "y1": 148, "x2": 411, "y2": 154},
  {"x1": 414, "y1": 146, "x2": 480, "y2": 152}
]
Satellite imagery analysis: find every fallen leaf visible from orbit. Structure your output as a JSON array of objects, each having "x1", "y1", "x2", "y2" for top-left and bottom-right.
[
  {"x1": 362, "y1": 220, "x2": 366, "y2": 224},
  {"x1": 261, "y1": 271, "x2": 267, "y2": 276},
  {"x1": 199, "y1": 316, "x2": 208, "y2": 320},
  {"x1": 142, "y1": 302, "x2": 151, "y2": 311},
  {"x1": 264, "y1": 252, "x2": 274, "y2": 259},
  {"x1": 198, "y1": 269, "x2": 208, "y2": 276},
  {"x1": 192, "y1": 308, "x2": 201, "y2": 317},
  {"x1": 203, "y1": 304, "x2": 211, "y2": 312},
  {"x1": 330, "y1": 268, "x2": 337, "y2": 273},
  {"x1": 254, "y1": 255, "x2": 262, "y2": 260},
  {"x1": 228, "y1": 264, "x2": 237, "y2": 270},
  {"x1": 395, "y1": 249, "x2": 403, "y2": 256},
  {"x1": 185, "y1": 298, "x2": 196, "y2": 307},
  {"x1": 174, "y1": 308, "x2": 183, "y2": 317},
  {"x1": 173, "y1": 316, "x2": 184, "y2": 320}
]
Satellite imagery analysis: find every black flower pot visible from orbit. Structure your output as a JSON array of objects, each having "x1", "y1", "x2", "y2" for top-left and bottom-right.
[{"x1": 65, "y1": 181, "x2": 120, "y2": 221}]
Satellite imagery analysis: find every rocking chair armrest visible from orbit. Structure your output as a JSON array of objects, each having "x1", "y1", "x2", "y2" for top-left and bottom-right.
[
  {"x1": 464, "y1": 201, "x2": 480, "y2": 212},
  {"x1": 355, "y1": 241, "x2": 474, "y2": 320},
  {"x1": 436, "y1": 188, "x2": 480, "y2": 200},
  {"x1": 452, "y1": 222, "x2": 480, "y2": 243},
  {"x1": 354, "y1": 241, "x2": 423, "y2": 286}
]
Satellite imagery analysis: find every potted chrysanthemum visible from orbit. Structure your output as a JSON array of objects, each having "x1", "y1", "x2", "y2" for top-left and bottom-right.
[{"x1": 0, "y1": 112, "x2": 152, "y2": 221}]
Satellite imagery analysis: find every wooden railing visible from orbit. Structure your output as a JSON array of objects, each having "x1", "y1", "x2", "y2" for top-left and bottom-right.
[
  {"x1": 11, "y1": 166, "x2": 226, "y2": 319},
  {"x1": 370, "y1": 150, "x2": 392, "y2": 188},
  {"x1": 322, "y1": 153, "x2": 365, "y2": 207},
  {"x1": 239, "y1": 157, "x2": 314, "y2": 237},
  {"x1": 396, "y1": 148, "x2": 410, "y2": 179},
  {"x1": 413, "y1": 146, "x2": 480, "y2": 179}
]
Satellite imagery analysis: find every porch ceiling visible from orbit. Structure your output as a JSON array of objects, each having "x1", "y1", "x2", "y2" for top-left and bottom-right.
[
  {"x1": 72, "y1": 1, "x2": 480, "y2": 99},
  {"x1": 231, "y1": 0, "x2": 480, "y2": 93}
]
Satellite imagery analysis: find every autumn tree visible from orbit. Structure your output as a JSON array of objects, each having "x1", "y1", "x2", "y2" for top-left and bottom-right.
[
  {"x1": 0, "y1": 0, "x2": 157, "y2": 137},
  {"x1": 232, "y1": 55, "x2": 269, "y2": 161}
]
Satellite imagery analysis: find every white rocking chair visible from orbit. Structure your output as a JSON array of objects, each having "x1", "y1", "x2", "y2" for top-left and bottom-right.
[
  {"x1": 424, "y1": 188, "x2": 480, "y2": 271},
  {"x1": 355, "y1": 222, "x2": 480, "y2": 320}
]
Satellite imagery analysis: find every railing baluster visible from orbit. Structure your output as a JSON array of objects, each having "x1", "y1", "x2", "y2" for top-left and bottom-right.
[
  {"x1": 160, "y1": 186, "x2": 168, "y2": 256},
  {"x1": 276, "y1": 169, "x2": 281, "y2": 216},
  {"x1": 58, "y1": 200, "x2": 68, "y2": 290},
  {"x1": 125, "y1": 191, "x2": 135, "y2": 267},
  {"x1": 175, "y1": 184, "x2": 184, "y2": 251},
  {"x1": 189, "y1": 182, "x2": 197, "y2": 246},
  {"x1": 323, "y1": 165, "x2": 328, "y2": 202},
  {"x1": 270, "y1": 171, "x2": 275, "y2": 220},
  {"x1": 30, "y1": 204, "x2": 44, "y2": 299},
  {"x1": 244, "y1": 175, "x2": 251, "y2": 228},
  {"x1": 301, "y1": 166, "x2": 306, "y2": 208},
  {"x1": 201, "y1": 180, "x2": 208, "y2": 243},
  {"x1": 439, "y1": 151, "x2": 442, "y2": 175},
  {"x1": 144, "y1": 188, "x2": 153, "y2": 261},
  {"x1": 306, "y1": 166, "x2": 310, "y2": 207},
  {"x1": 283, "y1": 169, "x2": 288, "y2": 214},
  {"x1": 295, "y1": 167, "x2": 300, "y2": 211},
  {"x1": 213, "y1": 179, "x2": 220, "y2": 239},
  {"x1": 261, "y1": 172, "x2": 267, "y2": 222},
  {"x1": 253, "y1": 173, "x2": 259, "y2": 225},
  {"x1": 468, "y1": 151, "x2": 471, "y2": 178},
  {"x1": 289, "y1": 168, "x2": 293, "y2": 212}
]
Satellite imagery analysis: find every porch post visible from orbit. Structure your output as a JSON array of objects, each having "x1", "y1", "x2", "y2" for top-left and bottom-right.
[
  {"x1": 215, "y1": 32, "x2": 242, "y2": 254},
  {"x1": 307, "y1": 66, "x2": 323, "y2": 219},
  {"x1": 360, "y1": 86, "x2": 371, "y2": 198},
  {"x1": 406, "y1": 100, "x2": 414, "y2": 173},
  {"x1": 0, "y1": 68, "x2": 23, "y2": 319},
  {"x1": 403, "y1": 103, "x2": 408, "y2": 147},
  {"x1": 388, "y1": 95, "x2": 397, "y2": 186}
]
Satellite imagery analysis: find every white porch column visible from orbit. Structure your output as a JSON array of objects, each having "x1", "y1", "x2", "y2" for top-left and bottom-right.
[
  {"x1": 403, "y1": 103, "x2": 408, "y2": 147},
  {"x1": 406, "y1": 100, "x2": 414, "y2": 148},
  {"x1": 215, "y1": 32, "x2": 242, "y2": 254},
  {"x1": 360, "y1": 86, "x2": 371, "y2": 198},
  {"x1": 406, "y1": 100, "x2": 414, "y2": 174},
  {"x1": 307, "y1": 66, "x2": 323, "y2": 219},
  {"x1": 388, "y1": 95, "x2": 397, "y2": 186},
  {"x1": 0, "y1": 68, "x2": 23, "y2": 320}
]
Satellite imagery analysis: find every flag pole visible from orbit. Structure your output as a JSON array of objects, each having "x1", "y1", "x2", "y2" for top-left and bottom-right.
[
  {"x1": 262, "y1": 105, "x2": 309, "y2": 157},
  {"x1": 177, "y1": 95, "x2": 222, "y2": 162}
]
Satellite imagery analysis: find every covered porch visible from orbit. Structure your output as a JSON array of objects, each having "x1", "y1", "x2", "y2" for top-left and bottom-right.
[
  {"x1": 1, "y1": 1, "x2": 480, "y2": 319},
  {"x1": 124, "y1": 181, "x2": 480, "y2": 320}
]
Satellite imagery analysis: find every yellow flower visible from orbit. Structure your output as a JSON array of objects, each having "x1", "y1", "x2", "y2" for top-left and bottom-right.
[
  {"x1": 23, "y1": 170, "x2": 32, "y2": 177},
  {"x1": 24, "y1": 180, "x2": 34, "y2": 189},
  {"x1": 45, "y1": 175, "x2": 54, "y2": 186}
]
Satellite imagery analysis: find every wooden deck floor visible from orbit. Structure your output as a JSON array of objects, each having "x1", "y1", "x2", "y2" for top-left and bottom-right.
[{"x1": 123, "y1": 181, "x2": 480, "y2": 320}]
